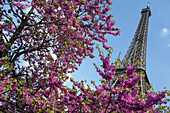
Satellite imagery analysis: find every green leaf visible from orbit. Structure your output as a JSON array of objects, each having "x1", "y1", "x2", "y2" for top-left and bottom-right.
[
  {"x1": 81, "y1": 102, "x2": 85, "y2": 107},
  {"x1": 4, "y1": 95, "x2": 8, "y2": 99},
  {"x1": 4, "y1": 43, "x2": 11, "y2": 48}
]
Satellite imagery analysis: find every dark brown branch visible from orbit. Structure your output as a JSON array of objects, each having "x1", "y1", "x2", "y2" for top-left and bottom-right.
[
  {"x1": 2, "y1": 11, "x2": 17, "y2": 29},
  {"x1": 11, "y1": 36, "x2": 23, "y2": 60},
  {"x1": 9, "y1": 1, "x2": 22, "y2": 20},
  {"x1": 0, "y1": 98, "x2": 25, "y2": 113},
  {"x1": 9, "y1": 6, "x2": 35, "y2": 44},
  {"x1": 2, "y1": 32, "x2": 9, "y2": 43},
  {"x1": 31, "y1": 86, "x2": 41, "y2": 96},
  {"x1": 75, "y1": 4, "x2": 82, "y2": 18},
  {"x1": 26, "y1": 17, "x2": 45, "y2": 26},
  {"x1": 2, "y1": 7, "x2": 35, "y2": 58},
  {"x1": 12, "y1": 73, "x2": 29, "y2": 78},
  {"x1": 105, "y1": 93, "x2": 112, "y2": 113},
  {"x1": 11, "y1": 44, "x2": 55, "y2": 63},
  {"x1": 16, "y1": 6, "x2": 25, "y2": 19}
]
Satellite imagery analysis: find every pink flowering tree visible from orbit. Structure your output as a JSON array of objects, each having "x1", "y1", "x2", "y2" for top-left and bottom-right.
[{"x1": 0, "y1": 0, "x2": 168, "y2": 112}]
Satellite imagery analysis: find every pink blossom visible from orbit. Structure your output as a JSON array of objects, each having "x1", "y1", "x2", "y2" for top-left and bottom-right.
[
  {"x1": 0, "y1": 45, "x2": 6, "y2": 51},
  {"x1": 82, "y1": 16, "x2": 90, "y2": 21}
]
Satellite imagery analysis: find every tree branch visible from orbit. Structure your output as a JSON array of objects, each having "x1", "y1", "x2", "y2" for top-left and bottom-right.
[
  {"x1": 9, "y1": 1, "x2": 22, "y2": 20},
  {"x1": 26, "y1": 17, "x2": 45, "y2": 26},
  {"x1": 9, "y1": 6, "x2": 35, "y2": 45}
]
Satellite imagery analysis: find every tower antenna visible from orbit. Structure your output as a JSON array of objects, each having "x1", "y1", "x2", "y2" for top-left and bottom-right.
[{"x1": 147, "y1": 2, "x2": 150, "y2": 7}]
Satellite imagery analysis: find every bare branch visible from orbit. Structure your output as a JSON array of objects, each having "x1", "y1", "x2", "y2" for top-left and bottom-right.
[
  {"x1": 9, "y1": 6, "x2": 35, "y2": 45},
  {"x1": 26, "y1": 17, "x2": 45, "y2": 26},
  {"x1": 16, "y1": 6, "x2": 25, "y2": 19},
  {"x1": 9, "y1": 1, "x2": 22, "y2": 20}
]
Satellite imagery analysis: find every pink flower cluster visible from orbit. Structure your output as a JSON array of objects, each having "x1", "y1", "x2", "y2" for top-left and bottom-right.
[{"x1": 0, "y1": 45, "x2": 6, "y2": 51}]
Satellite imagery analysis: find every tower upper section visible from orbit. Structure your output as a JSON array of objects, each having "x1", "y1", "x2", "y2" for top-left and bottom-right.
[
  {"x1": 141, "y1": 6, "x2": 151, "y2": 17},
  {"x1": 122, "y1": 5, "x2": 151, "y2": 70}
]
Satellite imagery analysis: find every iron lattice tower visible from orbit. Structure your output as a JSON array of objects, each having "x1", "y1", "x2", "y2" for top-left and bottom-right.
[
  {"x1": 116, "y1": 5, "x2": 151, "y2": 94},
  {"x1": 122, "y1": 5, "x2": 151, "y2": 69}
]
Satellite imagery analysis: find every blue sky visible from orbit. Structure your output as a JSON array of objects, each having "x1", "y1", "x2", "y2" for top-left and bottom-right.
[{"x1": 69, "y1": 0, "x2": 170, "y2": 92}]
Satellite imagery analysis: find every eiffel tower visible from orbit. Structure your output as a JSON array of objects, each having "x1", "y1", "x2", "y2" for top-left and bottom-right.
[{"x1": 115, "y1": 4, "x2": 151, "y2": 94}]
